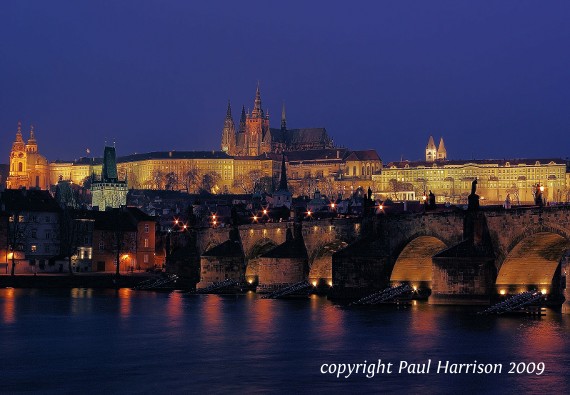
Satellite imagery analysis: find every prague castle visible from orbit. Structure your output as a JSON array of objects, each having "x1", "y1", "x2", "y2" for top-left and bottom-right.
[
  {"x1": 6, "y1": 122, "x2": 49, "y2": 190},
  {"x1": 4, "y1": 97, "x2": 569, "y2": 206}
]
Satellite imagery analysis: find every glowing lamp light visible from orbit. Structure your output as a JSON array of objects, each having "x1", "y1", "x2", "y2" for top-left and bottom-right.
[
  {"x1": 212, "y1": 215, "x2": 216, "y2": 220},
  {"x1": 412, "y1": 286, "x2": 417, "y2": 291},
  {"x1": 540, "y1": 186, "x2": 545, "y2": 192},
  {"x1": 122, "y1": 254, "x2": 129, "y2": 259},
  {"x1": 253, "y1": 215, "x2": 258, "y2": 222},
  {"x1": 248, "y1": 279, "x2": 253, "y2": 284},
  {"x1": 174, "y1": 219, "x2": 179, "y2": 225},
  {"x1": 183, "y1": 224, "x2": 187, "y2": 230},
  {"x1": 263, "y1": 209, "x2": 267, "y2": 215},
  {"x1": 499, "y1": 289, "x2": 506, "y2": 295},
  {"x1": 213, "y1": 221, "x2": 217, "y2": 226},
  {"x1": 328, "y1": 281, "x2": 333, "y2": 287},
  {"x1": 541, "y1": 288, "x2": 547, "y2": 294},
  {"x1": 422, "y1": 195, "x2": 427, "y2": 201},
  {"x1": 312, "y1": 281, "x2": 317, "y2": 287},
  {"x1": 330, "y1": 203, "x2": 335, "y2": 209},
  {"x1": 307, "y1": 210, "x2": 312, "y2": 216},
  {"x1": 379, "y1": 205, "x2": 384, "y2": 210}
]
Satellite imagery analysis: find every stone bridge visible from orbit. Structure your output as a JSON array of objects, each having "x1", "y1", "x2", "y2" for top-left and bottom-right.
[
  {"x1": 195, "y1": 218, "x2": 361, "y2": 284},
  {"x1": 332, "y1": 206, "x2": 570, "y2": 313}
]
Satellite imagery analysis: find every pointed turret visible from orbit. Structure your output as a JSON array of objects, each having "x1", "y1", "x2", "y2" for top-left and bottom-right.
[
  {"x1": 102, "y1": 145, "x2": 119, "y2": 182},
  {"x1": 425, "y1": 135, "x2": 437, "y2": 162},
  {"x1": 226, "y1": 100, "x2": 232, "y2": 118},
  {"x1": 281, "y1": 102, "x2": 287, "y2": 131},
  {"x1": 437, "y1": 137, "x2": 447, "y2": 160}
]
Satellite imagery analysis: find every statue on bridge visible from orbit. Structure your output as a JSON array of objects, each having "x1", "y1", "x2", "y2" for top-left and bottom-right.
[
  {"x1": 534, "y1": 184, "x2": 544, "y2": 207},
  {"x1": 468, "y1": 178, "x2": 479, "y2": 211},
  {"x1": 428, "y1": 190, "x2": 436, "y2": 210}
]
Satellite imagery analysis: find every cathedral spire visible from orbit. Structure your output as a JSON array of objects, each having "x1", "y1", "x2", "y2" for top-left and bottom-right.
[
  {"x1": 281, "y1": 102, "x2": 287, "y2": 130},
  {"x1": 252, "y1": 82, "x2": 262, "y2": 117},
  {"x1": 226, "y1": 100, "x2": 232, "y2": 119}
]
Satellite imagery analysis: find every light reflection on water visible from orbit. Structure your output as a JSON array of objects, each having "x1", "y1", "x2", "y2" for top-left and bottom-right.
[{"x1": 0, "y1": 288, "x2": 568, "y2": 393}]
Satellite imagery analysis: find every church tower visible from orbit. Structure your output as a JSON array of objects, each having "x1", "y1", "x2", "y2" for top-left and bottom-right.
[
  {"x1": 245, "y1": 84, "x2": 271, "y2": 156},
  {"x1": 437, "y1": 137, "x2": 447, "y2": 160},
  {"x1": 281, "y1": 102, "x2": 287, "y2": 131},
  {"x1": 425, "y1": 136, "x2": 437, "y2": 162},
  {"x1": 7, "y1": 122, "x2": 49, "y2": 190},
  {"x1": 221, "y1": 101, "x2": 236, "y2": 155}
]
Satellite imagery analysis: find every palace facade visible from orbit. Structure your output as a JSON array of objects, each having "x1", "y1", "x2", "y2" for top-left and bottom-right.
[{"x1": 372, "y1": 137, "x2": 569, "y2": 204}]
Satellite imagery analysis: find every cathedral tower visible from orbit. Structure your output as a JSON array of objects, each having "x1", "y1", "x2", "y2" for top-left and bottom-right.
[{"x1": 245, "y1": 84, "x2": 271, "y2": 156}]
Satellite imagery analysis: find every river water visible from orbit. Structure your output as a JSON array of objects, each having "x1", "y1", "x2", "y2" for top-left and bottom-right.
[{"x1": 0, "y1": 288, "x2": 568, "y2": 394}]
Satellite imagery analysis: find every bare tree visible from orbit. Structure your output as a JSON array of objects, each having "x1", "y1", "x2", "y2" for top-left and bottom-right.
[
  {"x1": 200, "y1": 172, "x2": 221, "y2": 194},
  {"x1": 152, "y1": 169, "x2": 165, "y2": 190},
  {"x1": 165, "y1": 172, "x2": 179, "y2": 191},
  {"x1": 182, "y1": 168, "x2": 200, "y2": 193}
]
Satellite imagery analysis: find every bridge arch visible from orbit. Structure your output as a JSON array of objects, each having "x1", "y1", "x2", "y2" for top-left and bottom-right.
[
  {"x1": 496, "y1": 230, "x2": 570, "y2": 296},
  {"x1": 390, "y1": 235, "x2": 448, "y2": 290}
]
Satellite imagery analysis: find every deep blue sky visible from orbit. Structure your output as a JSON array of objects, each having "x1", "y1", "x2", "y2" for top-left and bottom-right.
[{"x1": 1, "y1": 1, "x2": 569, "y2": 163}]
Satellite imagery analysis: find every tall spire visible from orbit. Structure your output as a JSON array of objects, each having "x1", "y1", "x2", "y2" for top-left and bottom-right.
[
  {"x1": 226, "y1": 100, "x2": 232, "y2": 119},
  {"x1": 279, "y1": 154, "x2": 288, "y2": 191},
  {"x1": 437, "y1": 137, "x2": 447, "y2": 160},
  {"x1": 252, "y1": 82, "x2": 262, "y2": 116},
  {"x1": 281, "y1": 102, "x2": 287, "y2": 130}
]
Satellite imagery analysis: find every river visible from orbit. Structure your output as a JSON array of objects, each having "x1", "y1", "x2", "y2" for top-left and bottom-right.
[{"x1": 0, "y1": 289, "x2": 568, "y2": 394}]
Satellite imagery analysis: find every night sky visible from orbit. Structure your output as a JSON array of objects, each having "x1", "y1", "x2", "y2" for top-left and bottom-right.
[{"x1": 1, "y1": 1, "x2": 569, "y2": 163}]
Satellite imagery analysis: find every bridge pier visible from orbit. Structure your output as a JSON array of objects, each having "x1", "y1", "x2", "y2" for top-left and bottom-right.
[{"x1": 430, "y1": 241, "x2": 496, "y2": 305}]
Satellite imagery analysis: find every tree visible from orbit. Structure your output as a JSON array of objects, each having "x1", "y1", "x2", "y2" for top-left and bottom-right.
[
  {"x1": 152, "y1": 169, "x2": 165, "y2": 190},
  {"x1": 182, "y1": 168, "x2": 201, "y2": 194},
  {"x1": 165, "y1": 172, "x2": 179, "y2": 191},
  {"x1": 200, "y1": 172, "x2": 221, "y2": 194}
]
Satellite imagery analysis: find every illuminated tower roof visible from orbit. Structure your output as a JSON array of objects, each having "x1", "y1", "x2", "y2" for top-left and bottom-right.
[{"x1": 437, "y1": 137, "x2": 447, "y2": 160}]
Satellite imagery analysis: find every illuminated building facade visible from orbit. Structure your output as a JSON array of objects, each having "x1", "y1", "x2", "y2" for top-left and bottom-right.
[
  {"x1": 6, "y1": 122, "x2": 49, "y2": 190},
  {"x1": 373, "y1": 138, "x2": 568, "y2": 204}
]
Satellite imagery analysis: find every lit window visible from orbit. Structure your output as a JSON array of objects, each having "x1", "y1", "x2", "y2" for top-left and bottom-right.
[
  {"x1": 31, "y1": 245, "x2": 37, "y2": 252},
  {"x1": 144, "y1": 238, "x2": 149, "y2": 248},
  {"x1": 144, "y1": 224, "x2": 149, "y2": 233}
]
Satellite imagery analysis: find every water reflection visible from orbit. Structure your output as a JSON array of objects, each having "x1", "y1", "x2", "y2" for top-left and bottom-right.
[
  {"x1": 118, "y1": 288, "x2": 132, "y2": 318},
  {"x1": 407, "y1": 302, "x2": 440, "y2": 352},
  {"x1": 166, "y1": 292, "x2": 183, "y2": 329},
  {"x1": 70, "y1": 288, "x2": 93, "y2": 316},
  {"x1": 2, "y1": 288, "x2": 16, "y2": 324},
  {"x1": 310, "y1": 295, "x2": 345, "y2": 351}
]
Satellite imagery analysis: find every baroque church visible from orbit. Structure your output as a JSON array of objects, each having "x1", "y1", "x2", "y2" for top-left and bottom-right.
[
  {"x1": 6, "y1": 122, "x2": 49, "y2": 190},
  {"x1": 221, "y1": 85, "x2": 334, "y2": 156}
]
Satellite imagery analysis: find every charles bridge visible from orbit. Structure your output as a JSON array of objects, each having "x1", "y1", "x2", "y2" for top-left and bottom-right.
[{"x1": 189, "y1": 205, "x2": 570, "y2": 313}]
